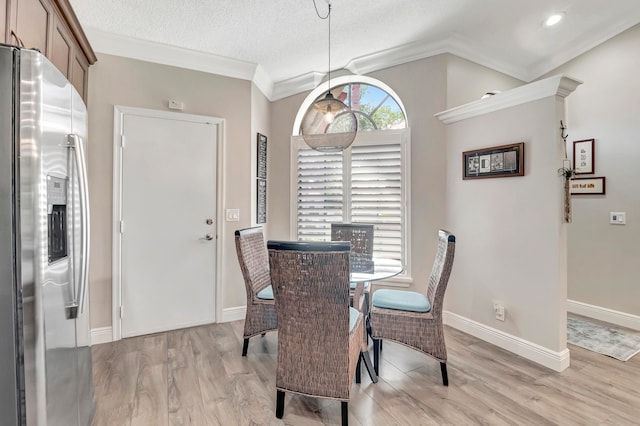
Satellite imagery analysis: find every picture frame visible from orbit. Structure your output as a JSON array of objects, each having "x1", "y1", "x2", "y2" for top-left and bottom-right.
[
  {"x1": 257, "y1": 133, "x2": 267, "y2": 179},
  {"x1": 257, "y1": 178, "x2": 267, "y2": 223},
  {"x1": 463, "y1": 142, "x2": 524, "y2": 180},
  {"x1": 570, "y1": 176, "x2": 605, "y2": 195},
  {"x1": 573, "y1": 139, "x2": 594, "y2": 175}
]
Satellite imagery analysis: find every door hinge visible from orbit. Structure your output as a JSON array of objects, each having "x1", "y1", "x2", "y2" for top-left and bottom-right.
[
  {"x1": 120, "y1": 220, "x2": 124, "y2": 234},
  {"x1": 120, "y1": 135, "x2": 126, "y2": 148},
  {"x1": 119, "y1": 305, "x2": 124, "y2": 319}
]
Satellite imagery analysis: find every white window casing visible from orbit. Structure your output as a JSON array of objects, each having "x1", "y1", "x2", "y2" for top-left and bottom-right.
[{"x1": 290, "y1": 129, "x2": 412, "y2": 285}]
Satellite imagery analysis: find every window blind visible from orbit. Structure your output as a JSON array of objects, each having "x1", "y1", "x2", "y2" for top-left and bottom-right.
[
  {"x1": 296, "y1": 142, "x2": 404, "y2": 262},
  {"x1": 296, "y1": 148, "x2": 343, "y2": 241},
  {"x1": 351, "y1": 144, "x2": 403, "y2": 260}
]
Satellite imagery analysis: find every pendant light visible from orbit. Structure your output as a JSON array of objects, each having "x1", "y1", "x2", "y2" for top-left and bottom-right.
[{"x1": 301, "y1": 2, "x2": 357, "y2": 152}]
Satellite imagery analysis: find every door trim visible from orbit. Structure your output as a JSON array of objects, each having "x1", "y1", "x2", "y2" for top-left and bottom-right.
[{"x1": 111, "y1": 106, "x2": 225, "y2": 341}]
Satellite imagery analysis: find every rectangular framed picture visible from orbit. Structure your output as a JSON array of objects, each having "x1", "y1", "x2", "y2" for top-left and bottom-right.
[
  {"x1": 573, "y1": 138, "x2": 594, "y2": 174},
  {"x1": 257, "y1": 178, "x2": 267, "y2": 223},
  {"x1": 570, "y1": 176, "x2": 605, "y2": 195},
  {"x1": 257, "y1": 133, "x2": 267, "y2": 179},
  {"x1": 463, "y1": 142, "x2": 524, "y2": 180}
]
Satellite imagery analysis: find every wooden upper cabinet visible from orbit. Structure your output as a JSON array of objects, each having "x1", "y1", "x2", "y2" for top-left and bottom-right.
[
  {"x1": 51, "y1": 12, "x2": 71, "y2": 75},
  {"x1": 14, "y1": 0, "x2": 50, "y2": 52},
  {"x1": 4, "y1": 0, "x2": 96, "y2": 103}
]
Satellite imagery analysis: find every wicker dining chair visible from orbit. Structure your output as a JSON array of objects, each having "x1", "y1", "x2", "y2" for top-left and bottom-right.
[
  {"x1": 370, "y1": 229, "x2": 456, "y2": 386},
  {"x1": 331, "y1": 223, "x2": 375, "y2": 316},
  {"x1": 267, "y1": 240, "x2": 366, "y2": 426},
  {"x1": 234, "y1": 227, "x2": 277, "y2": 356}
]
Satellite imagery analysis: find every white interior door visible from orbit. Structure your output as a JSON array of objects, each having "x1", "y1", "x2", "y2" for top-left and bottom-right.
[{"x1": 118, "y1": 110, "x2": 217, "y2": 338}]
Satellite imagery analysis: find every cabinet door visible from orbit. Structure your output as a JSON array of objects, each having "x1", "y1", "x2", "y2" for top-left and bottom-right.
[
  {"x1": 70, "y1": 52, "x2": 88, "y2": 102},
  {"x1": 50, "y1": 13, "x2": 71, "y2": 76},
  {"x1": 15, "y1": 0, "x2": 52, "y2": 53}
]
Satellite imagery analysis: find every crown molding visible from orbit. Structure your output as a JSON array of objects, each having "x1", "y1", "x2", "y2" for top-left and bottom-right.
[
  {"x1": 345, "y1": 33, "x2": 530, "y2": 82},
  {"x1": 85, "y1": 27, "x2": 272, "y2": 89},
  {"x1": 434, "y1": 74, "x2": 583, "y2": 124},
  {"x1": 85, "y1": 26, "x2": 613, "y2": 103},
  {"x1": 270, "y1": 71, "x2": 326, "y2": 101},
  {"x1": 527, "y1": 18, "x2": 640, "y2": 80}
]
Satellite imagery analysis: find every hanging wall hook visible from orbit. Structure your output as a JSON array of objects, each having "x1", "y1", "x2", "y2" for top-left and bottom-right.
[{"x1": 560, "y1": 120, "x2": 568, "y2": 143}]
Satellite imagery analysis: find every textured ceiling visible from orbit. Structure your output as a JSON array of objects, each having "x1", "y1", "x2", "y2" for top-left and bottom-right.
[{"x1": 69, "y1": 0, "x2": 640, "y2": 99}]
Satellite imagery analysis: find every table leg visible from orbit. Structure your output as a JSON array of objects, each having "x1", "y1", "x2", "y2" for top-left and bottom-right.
[{"x1": 360, "y1": 350, "x2": 378, "y2": 383}]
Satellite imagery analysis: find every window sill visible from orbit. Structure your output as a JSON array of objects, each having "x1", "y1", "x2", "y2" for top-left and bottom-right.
[{"x1": 371, "y1": 274, "x2": 413, "y2": 288}]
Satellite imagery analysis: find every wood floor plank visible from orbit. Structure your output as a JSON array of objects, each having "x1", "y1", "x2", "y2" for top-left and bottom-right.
[
  {"x1": 92, "y1": 320, "x2": 640, "y2": 425},
  {"x1": 167, "y1": 329, "x2": 209, "y2": 425},
  {"x1": 130, "y1": 334, "x2": 169, "y2": 426}
]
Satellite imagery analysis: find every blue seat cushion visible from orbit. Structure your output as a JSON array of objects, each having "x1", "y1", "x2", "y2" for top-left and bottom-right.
[
  {"x1": 256, "y1": 285, "x2": 274, "y2": 300},
  {"x1": 372, "y1": 289, "x2": 431, "y2": 313},
  {"x1": 349, "y1": 307, "x2": 361, "y2": 332}
]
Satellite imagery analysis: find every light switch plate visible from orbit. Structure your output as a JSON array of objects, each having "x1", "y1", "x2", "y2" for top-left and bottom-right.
[
  {"x1": 610, "y1": 212, "x2": 626, "y2": 225},
  {"x1": 226, "y1": 208, "x2": 240, "y2": 222}
]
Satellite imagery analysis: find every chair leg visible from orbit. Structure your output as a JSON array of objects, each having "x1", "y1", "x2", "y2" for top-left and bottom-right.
[
  {"x1": 440, "y1": 362, "x2": 448, "y2": 386},
  {"x1": 360, "y1": 351, "x2": 378, "y2": 383},
  {"x1": 242, "y1": 338, "x2": 249, "y2": 356},
  {"x1": 355, "y1": 353, "x2": 362, "y2": 384},
  {"x1": 341, "y1": 401, "x2": 348, "y2": 426},
  {"x1": 373, "y1": 338, "x2": 380, "y2": 375},
  {"x1": 276, "y1": 390, "x2": 285, "y2": 419}
]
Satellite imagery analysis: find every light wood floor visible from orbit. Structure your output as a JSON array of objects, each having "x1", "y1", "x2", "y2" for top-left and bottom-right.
[{"x1": 91, "y1": 317, "x2": 640, "y2": 425}]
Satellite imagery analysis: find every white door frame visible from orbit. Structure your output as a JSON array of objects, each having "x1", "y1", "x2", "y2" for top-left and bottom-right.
[{"x1": 111, "y1": 105, "x2": 226, "y2": 341}]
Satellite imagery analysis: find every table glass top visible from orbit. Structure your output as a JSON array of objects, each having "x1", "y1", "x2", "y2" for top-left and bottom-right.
[{"x1": 350, "y1": 257, "x2": 403, "y2": 283}]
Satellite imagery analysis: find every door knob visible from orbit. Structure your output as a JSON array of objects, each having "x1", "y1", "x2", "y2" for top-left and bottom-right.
[{"x1": 204, "y1": 233, "x2": 213, "y2": 241}]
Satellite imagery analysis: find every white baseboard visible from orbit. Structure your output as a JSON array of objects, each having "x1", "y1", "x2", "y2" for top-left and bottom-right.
[
  {"x1": 443, "y1": 311, "x2": 570, "y2": 372},
  {"x1": 91, "y1": 308, "x2": 246, "y2": 345},
  {"x1": 91, "y1": 326, "x2": 113, "y2": 345},
  {"x1": 567, "y1": 300, "x2": 640, "y2": 331},
  {"x1": 222, "y1": 306, "x2": 246, "y2": 323}
]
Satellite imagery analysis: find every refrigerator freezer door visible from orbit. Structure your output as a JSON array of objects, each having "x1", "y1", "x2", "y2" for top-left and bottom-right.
[
  {"x1": 0, "y1": 45, "x2": 21, "y2": 426},
  {"x1": 19, "y1": 49, "x2": 94, "y2": 426}
]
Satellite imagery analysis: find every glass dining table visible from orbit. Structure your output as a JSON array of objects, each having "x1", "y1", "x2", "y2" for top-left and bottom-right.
[{"x1": 349, "y1": 257, "x2": 404, "y2": 384}]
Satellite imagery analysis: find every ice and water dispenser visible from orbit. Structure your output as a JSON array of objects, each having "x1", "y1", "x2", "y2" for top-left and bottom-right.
[{"x1": 47, "y1": 175, "x2": 68, "y2": 263}]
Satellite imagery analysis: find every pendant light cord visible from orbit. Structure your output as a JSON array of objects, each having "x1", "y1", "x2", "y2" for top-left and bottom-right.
[{"x1": 313, "y1": 0, "x2": 332, "y2": 95}]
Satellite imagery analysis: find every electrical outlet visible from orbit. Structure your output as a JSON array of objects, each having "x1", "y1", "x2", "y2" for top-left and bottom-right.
[
  {"x1": 610, "y1": 212, "x2": 626, "y2": 225},
  {"x1": 493, "y1": 301, "x2": 505, "y2": 321},
  {"x1": 495, "y1": 305, "x2": 505, "y2": 321}
]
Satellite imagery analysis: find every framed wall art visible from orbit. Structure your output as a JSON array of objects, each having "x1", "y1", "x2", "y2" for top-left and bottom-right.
[
  {"x1": 463, "y1": 142, "x2": 524, "y2": 180},
  {"x1": 570, "y1": 176, "x2": 605, "y2": 195},
  {"x1": 257, "y1": 133, "x2": 267, "y2": 179},
  {"x1": 573, "y1": 138, "x2": 594, "y2": 174}
]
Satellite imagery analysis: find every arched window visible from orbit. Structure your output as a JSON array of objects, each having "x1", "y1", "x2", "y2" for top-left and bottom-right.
[{"x1": 291, "y1": 76, "x2": 410, "y2": 274}]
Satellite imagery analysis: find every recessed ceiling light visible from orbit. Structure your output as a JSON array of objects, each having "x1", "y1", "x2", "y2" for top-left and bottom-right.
[{"x1": 544, "y1": 13, "x2": 565, "y2": 27}]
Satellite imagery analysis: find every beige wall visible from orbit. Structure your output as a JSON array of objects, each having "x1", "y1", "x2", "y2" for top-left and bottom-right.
[
  {"x1": 444, "y1": 96, "x2": 569, "y2": 352},
  {"x1": 446, "y1": 54, "x2": 523, "y2": 108},
  {"x1": 250, "y1": 83, "x2": 271, "y2": 230},
  {"x1": 545, "y1": 24, "x2": 640, "y2": 318},
  {"x1": 87, "y1": 53, "x2": 253, "y2": 329},
  {"x1": 267, "y1": 54, "x2": 523, "y2": 295}
]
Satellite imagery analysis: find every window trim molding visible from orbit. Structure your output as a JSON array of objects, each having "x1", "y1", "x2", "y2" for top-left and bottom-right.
[
  {"x1": 290, "y1": 128, "x2": 412, "y2": 280},
  {"x1": 291, "y1": 75, "x2": 409, "y2": 136}
]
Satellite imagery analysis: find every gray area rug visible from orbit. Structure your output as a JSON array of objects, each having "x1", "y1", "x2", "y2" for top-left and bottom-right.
[{"x1": 567, "y1": 316, "x2": 640, "y2": 361}]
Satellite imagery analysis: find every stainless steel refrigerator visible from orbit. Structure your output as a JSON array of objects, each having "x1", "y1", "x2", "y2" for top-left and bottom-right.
[{"x1": 0, "y1": 45, "x2": 94, "y2": 425}]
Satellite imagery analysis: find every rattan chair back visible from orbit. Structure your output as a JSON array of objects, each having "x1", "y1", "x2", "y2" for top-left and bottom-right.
[
  {"x1": 234, "y1": 227, "x2": 277, "y2": 356},
  {"x1": 268, "y1": 240, "x2": 364, "y2": 424}
]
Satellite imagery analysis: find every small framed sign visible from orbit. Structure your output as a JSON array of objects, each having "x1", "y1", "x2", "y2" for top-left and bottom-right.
[
  {"x1": 573, "y1": 139, "x2": 594, "y2": 175},
  {"x1": 463, "y1": 142, "x2": 524, "y2": 180},
  {"x1": 570, "y1": 176, "x2": 605, "y2": 195}
]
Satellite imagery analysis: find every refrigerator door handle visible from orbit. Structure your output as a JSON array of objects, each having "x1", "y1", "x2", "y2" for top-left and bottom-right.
[{"x1": 67, "y1": 134, "x2": 91, "y2": 314}]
